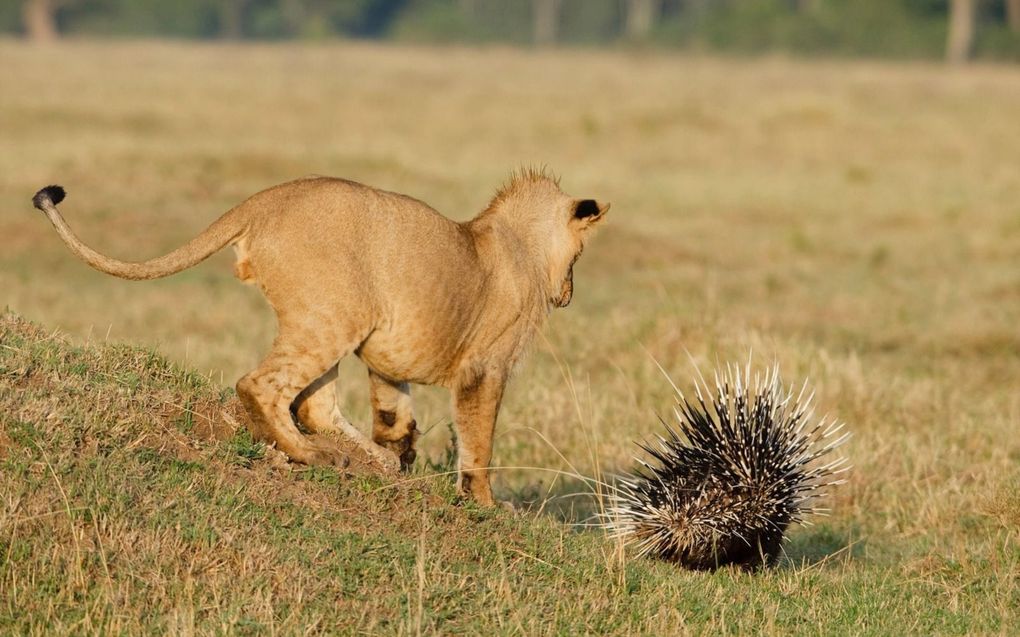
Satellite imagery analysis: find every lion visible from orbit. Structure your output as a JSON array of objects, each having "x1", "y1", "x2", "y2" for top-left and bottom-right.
[{"x1": 31, "y1": 170, "x2": 608, "y2": 505}]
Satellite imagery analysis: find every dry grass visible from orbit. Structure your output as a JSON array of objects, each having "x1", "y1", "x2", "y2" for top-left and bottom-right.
[{"x1": 1, "y1": 39, "x2": 1019, "y2": 634}]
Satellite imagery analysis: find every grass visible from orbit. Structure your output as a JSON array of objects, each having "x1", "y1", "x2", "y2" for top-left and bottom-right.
[
  {"x1": 2, "y1": 313, "x2": 1014, "y2": 635},
  {"x1": 0, "y1": 39, "x2": 1018, "y2": 634}
]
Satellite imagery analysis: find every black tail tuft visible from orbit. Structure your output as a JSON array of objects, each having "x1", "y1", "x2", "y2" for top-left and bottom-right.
[{"x1": 32, "y1": 185, "x2": 66, "y2": 210}]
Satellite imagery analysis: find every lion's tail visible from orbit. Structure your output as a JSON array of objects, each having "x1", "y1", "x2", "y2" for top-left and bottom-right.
[{"x1": 31, "y1": 185, "x2": 245, "y2": 281}]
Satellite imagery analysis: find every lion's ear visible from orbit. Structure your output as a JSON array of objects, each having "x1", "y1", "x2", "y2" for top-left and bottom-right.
[{"x1": 573, "y1": 199, "x2": 610, "y2": 223}]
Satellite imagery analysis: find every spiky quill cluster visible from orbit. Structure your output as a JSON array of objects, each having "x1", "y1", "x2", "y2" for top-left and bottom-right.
[{"x1": 607, "y1": 362, "x2": 850, "y2": 571}]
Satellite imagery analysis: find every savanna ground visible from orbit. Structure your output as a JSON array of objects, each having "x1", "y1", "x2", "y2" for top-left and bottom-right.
[{"x1": 0, "y1": 39, "x2": 1018, "y2": 634}]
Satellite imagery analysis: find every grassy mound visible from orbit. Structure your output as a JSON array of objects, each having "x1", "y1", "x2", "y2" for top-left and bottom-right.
[{"x1": 0, "y1": 312, "x2": 634, "y2": 634}]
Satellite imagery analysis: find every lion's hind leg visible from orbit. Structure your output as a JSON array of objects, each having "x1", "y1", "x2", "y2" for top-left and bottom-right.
[
  {"x1": 292, "y1": 365, "x2": 400, "y2": 474},
  {"x1": 236, "y1": 328, "x2": 358, "y2": 469},
  {"x1": 292, "y1": 365, "x2": 348, "y2": 436},
  {"x1": 369, "y1": 370, "x2": 418, "y2": 471}
]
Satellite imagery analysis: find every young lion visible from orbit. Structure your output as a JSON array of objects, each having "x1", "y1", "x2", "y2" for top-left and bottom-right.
[{"x1": 31, "y1": 170, "x2": 608, "y2": 505}]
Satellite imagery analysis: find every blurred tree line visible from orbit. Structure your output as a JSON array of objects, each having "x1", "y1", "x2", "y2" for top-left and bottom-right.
[{"x1": 8, "y1": 0, "x2": 1020, "y2": 62}]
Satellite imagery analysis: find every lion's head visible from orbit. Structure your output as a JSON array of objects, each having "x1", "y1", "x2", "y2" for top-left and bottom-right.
[{"x1": 478, "y1": 169, "x2": 609, "y2": 308}]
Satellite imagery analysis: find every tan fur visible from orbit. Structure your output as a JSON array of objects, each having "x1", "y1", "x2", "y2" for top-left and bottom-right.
[{"x1": 32, "y1": 170, "x2": 608, "y2": 505}]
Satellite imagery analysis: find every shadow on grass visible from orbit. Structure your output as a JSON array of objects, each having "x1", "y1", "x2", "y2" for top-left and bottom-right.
[
  {"x1": 504, "y1": 474, "x2": 607, "y2": 526},
  {"x1": 780, "y1": 523, "x2": 866, "y2": 569}
]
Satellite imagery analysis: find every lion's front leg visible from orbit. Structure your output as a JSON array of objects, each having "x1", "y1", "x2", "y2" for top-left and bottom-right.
[
  {"x1": 452, "y1": 368, "x2": 506, "y2": 506},
  {"x1": 369, "y1": 370, "x2": 418, "y2": 471}
]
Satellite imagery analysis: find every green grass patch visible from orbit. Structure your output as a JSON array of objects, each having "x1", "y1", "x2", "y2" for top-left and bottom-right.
[{"x1": 2, "y1": 311, "x2": 1018, "y2": 634}]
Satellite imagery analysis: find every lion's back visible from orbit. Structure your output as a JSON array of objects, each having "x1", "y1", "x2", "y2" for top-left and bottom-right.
[{"x1": 235, "y1": 176, "x2": 483, "y2": 347}]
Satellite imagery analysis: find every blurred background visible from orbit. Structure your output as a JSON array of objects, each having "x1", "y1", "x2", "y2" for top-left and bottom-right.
[
  {"x1": 9, "y1": 0, "x2": 1020, "y2": 63},
  {"x1": 1, "y1": 0, "x2": 1018, "y2": 527}
]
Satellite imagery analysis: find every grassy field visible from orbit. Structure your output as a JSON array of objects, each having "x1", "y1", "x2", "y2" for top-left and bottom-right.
[{"x1": 1, "y1": 39, "x2": 1018, "y2": 634}]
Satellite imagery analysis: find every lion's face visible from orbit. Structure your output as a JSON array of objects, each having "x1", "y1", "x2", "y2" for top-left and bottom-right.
[{"x1": 549, "y1": 197, "x2": 609, "y2": 308}]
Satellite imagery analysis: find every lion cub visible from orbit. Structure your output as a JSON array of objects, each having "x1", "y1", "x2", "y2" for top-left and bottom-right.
[{"x1": 32, "y1": 170, "x2": 608, "y2": 505}]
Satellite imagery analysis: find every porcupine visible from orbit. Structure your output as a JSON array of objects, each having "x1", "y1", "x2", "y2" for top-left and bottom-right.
[{"x1": 607, "y1": 362, "x2": 850, "y2": 571}]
